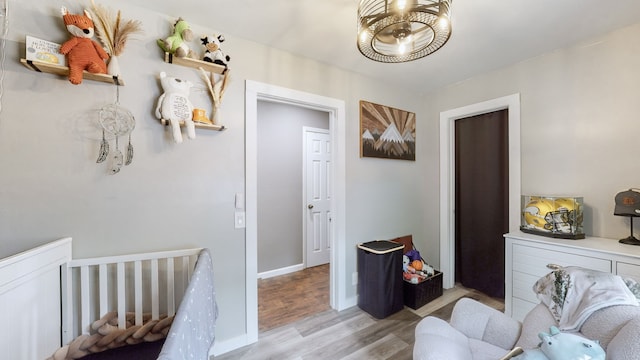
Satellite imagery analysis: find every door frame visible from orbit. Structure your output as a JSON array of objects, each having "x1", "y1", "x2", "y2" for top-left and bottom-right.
[
  {"x1": 439, "y1": 94, "x2": 521, "y2": 289},
  {"x1": 303, "y1": 127, "x2": 331, "y2": 268},
  {"x1": 245, "y1": 80, "x2": 346, "y2": 345}
]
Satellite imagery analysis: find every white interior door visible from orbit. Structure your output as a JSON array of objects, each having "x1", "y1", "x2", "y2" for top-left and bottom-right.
[{"x1": 304, "y1": 127, "x2": 331, "y2": 268}]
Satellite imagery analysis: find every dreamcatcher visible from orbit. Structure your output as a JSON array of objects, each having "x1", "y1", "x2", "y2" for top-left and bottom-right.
[{"x1": 96, "y1": 85, "x2": 135, "y2": 174}]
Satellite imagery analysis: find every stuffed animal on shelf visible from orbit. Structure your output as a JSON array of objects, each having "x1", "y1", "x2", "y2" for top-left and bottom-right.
[
  {"x1": 59, "y1": 7, "x2": 109, "y2": 85},
  {"x1": 155, "y1": 72, "x2": 196, "y2": 144},
  {"x1": 512, "y1": 326, "x2": 605, "y2": 360},
  {"x1": 157, "y1": 18, "x2": 194, "y2": 58},
  {"x1": 200, "y1": 34, "x2": 230, "y2": 73}
]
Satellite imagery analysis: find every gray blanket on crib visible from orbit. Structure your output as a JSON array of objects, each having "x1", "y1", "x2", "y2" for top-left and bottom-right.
[{"x1": 158, "y1": 248, "x2": 218, "y2": 360}]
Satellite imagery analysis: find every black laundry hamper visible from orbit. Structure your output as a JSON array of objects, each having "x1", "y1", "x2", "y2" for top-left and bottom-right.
[{"x1": 356, "y1": 240, "x2": 404, "y2": 319}]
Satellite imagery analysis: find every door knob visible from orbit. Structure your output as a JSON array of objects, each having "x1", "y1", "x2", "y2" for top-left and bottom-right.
[{"x1": 308, "y1": 204, "x2": 314, "y2": 209}]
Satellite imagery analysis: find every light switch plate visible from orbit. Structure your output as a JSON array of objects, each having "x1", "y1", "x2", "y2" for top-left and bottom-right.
[{"x1": 234, "y1": 211, "x2": 246, "y2": 229}]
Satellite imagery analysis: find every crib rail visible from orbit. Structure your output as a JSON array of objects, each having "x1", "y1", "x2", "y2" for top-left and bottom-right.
[{"x1": 61, "y1": 247, "x2": 202, "y2": 345}]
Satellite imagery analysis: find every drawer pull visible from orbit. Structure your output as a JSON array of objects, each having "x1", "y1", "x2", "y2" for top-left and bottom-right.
[{"x1": 547, "y1": 264, "x2": 562, "y2": 270}]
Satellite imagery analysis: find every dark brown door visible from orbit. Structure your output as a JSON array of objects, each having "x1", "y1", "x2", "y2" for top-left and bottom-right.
[{"x1": 454, "y1": 109, "x2": 508, "y2": 298}]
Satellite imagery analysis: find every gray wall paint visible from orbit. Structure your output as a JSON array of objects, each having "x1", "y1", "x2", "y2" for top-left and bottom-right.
[
  {"x1": 257, "y1": 101, "x2": 329, "y2": 273},
  {"x1": 1, "y1": 0, "x2": 426, "y2": 347},
  {"x1": 4, "y1": 0, "x2": 639, "y2": 352},
  {"x1": 416, "y1": 23, "x2": 640, "y2": 267}
]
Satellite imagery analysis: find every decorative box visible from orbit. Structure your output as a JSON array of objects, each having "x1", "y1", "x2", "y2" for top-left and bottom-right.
[
  {"x1": 520, "y1": 195, "x2": 585, "y2": 239},
  {"x1": 403, "y1": 270, "x2": 443, "y2": 310}
]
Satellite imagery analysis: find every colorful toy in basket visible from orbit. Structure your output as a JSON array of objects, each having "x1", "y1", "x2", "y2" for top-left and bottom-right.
[{"x1": 59, "y1": 7, "x2": 109, "y2": 84}]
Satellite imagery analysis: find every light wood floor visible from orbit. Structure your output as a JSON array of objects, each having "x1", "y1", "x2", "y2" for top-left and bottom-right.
[{"x1": 217, "y1": 266, "x2": 504, "y2": 360}]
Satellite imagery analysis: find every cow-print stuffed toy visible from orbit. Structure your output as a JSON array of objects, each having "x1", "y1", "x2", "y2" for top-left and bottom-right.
[{"x1": 200, "y1": 34, "x2": 230, "y2": 73}]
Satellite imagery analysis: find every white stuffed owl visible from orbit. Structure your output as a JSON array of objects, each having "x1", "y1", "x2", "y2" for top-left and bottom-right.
[{"x1": 155, "y1": 71, "x2": 195, "y2": 143}]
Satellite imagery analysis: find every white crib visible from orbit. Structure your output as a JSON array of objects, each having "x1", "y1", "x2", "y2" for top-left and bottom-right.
[{"x1": 0, "y1": 237, "x2": 217, "y2": 360}]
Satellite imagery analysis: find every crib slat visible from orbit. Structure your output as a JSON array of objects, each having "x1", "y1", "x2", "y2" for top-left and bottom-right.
[
  {"x1": 99, "y1": 264, "x2": 108, "y2": 316},
  {"x1": 61, "y1": 263, "x2": 73, "y2": 344},
  {"x1": 134, "y1": 260, "x2": 142, "y2": 326},
  {"x1": 167, "y1": 258, "x2": 175, "y2": 316},
  {"x1": 80, "y1": 266, "x2": 91, "y2": 335},
  {"x1": 151, "y1": 259, "x2": 159, "y2": 320},
  {"x1": 117, "y1": 262, "x2": 126, "y2": 329}
]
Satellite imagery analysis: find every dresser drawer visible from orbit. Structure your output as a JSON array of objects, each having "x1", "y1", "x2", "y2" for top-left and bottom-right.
[
  {"x1": 512, "y1": 271, "x2": 540, "y2": 303},
  {"x1": 512, "y1": 243, "x2": 611, "y2": 277},
  {"x1": 617, "y1": 262, "x2": 640, "y2": 282}
]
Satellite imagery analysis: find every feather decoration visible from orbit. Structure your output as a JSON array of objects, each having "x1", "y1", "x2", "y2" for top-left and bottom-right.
[
  {"x1": 89, "y1": 0, "x2": 143, "y2": 56},
  {"x1": 113, "y1": 18, "x2": 143, "y2": 56},
  {"x1": 90, "y1": 0, "x2": 116, "y2": 55}
]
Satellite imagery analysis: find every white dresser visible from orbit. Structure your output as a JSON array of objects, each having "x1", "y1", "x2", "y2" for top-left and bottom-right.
[{"x1": 504, "y1": 231, "x2": 640, "y2": 322}]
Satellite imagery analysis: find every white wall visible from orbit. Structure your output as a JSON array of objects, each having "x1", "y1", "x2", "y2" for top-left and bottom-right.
[
  {"x1": 257, "y1": 101, "x2": 329, "y2": 273},
  {"x1": 0, "y1": 0, "x2": 426, "y2": 350},
  {"x1": 417, "y1": 23, "x2": 640, "y2": 267}
]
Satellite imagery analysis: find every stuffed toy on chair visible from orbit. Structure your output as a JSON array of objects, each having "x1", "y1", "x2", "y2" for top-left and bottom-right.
[
  {"x1": 157, "y1": 18, "x2": 194, "y2": 58},
  {"x1": 155, "y1": 72, "x2": 195, "y2": 144},
  {"x1": 59, "y1": 7, "x2": 109, "y2": 85},
  {"x1": 512, "y1": 326, "x2": 605, "y2": 360}
]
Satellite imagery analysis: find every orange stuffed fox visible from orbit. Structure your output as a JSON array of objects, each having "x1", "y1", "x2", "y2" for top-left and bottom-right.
[{"x1": 59, "y1": 7, "x2": 109, "y2": 85}]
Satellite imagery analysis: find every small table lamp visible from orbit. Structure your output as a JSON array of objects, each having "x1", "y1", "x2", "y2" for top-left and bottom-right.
[{"x1": 614, "y1": 189, "x2": 640, "y2": 245}]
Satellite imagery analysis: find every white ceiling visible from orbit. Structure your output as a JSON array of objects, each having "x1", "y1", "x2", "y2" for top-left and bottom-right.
[{"x1": 131, "y1": 0, "x2": 640, "y2": 93}]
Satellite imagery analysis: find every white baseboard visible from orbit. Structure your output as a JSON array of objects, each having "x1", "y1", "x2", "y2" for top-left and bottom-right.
[
  {"x1": 258, "y1": 263, "x2": 304, "y2": 279},
  {"x1": 340, "y1": 295, "x2": 358, "y2": 311},
  {"x1": 212, "y1": 334, "x2": 253, "y2": 357}
]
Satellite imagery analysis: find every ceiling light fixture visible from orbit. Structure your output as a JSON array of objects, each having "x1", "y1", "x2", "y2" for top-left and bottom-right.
[{"x1": 357, "y1": 0, "x2": 452, "y2": 63}]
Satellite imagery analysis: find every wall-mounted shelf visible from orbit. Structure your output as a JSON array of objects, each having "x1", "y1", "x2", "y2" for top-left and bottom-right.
[
  {"x1": 163, "y1": 52, "x2": 226, "y2": 74},
  {"x1": 161, "y1": 52, "x2": 228, "y2": 131},
  {"x1": 160, "y1": 118, "x2": 226, "y2": 131},
  {"x1": 20, "y1": 59, "x2": 125, "y2": 85}
]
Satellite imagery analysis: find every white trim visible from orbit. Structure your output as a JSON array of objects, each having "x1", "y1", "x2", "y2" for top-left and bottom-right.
[
  {"x1": 211, "y1": 334, "x2": 250, "y2": 357},
  {"x1": 244, "y1": 80, "x2": 347, "y2": 349},
  {"x1": 439, "y1": 94, "x2": 521, "y2": 289},
  {"x1": 258, "y1": 263, "x2": 304, "y2": 280}
]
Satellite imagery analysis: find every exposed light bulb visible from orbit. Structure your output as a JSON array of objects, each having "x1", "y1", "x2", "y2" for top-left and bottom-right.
[
  {"x1": 359, "y1": 30, "x2": 368, "y2": 43},
  {"x1": 396, "y1": 0, "x2": 407, "y2": 11},
  {"x1": 397, "y1": 34, "x2": 412, "y2": 55},
  {"x1": 439, "y1": 16, "x2": 449, "y2": 29},
  {"x1": 398, "y1": 41, "x2": 406, "y2": 54}
]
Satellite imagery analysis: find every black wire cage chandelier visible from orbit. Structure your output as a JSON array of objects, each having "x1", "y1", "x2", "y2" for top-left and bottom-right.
[{"x1": 357, "y1": 0, "x2": 452, "y2": 63}]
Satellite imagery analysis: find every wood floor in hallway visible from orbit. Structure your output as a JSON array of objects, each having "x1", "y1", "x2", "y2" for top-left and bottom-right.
[{"x1": 258, "y1": 263, "x2": 330, "y2": 332}]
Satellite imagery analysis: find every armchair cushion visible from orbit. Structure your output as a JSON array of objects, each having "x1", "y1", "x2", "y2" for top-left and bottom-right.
[
  {"x1": 450, "y1": 298, "x2": 521, "y2": 350},
  {"x1": 413, "y1": 316, "x2": 509, "y2": 360},
  {"x1": 414, "y1": 298, "x2": 521, "y2": 360}
]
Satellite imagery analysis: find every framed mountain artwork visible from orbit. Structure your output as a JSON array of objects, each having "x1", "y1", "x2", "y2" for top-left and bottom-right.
[{"x1": 360, "y1": 100, "x2": 416, "y2": 161}]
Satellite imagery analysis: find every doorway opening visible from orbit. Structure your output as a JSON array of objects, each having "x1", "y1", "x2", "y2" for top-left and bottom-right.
[
  {"x1": 439, "y1": 94, "x2": 521, "y2": 290},
  {"x1": 245, "y1": 80, "x2": 347, "y2": 345},
  {"x1": 255, "y1": 102, "x2": 331, "y2": 331}
]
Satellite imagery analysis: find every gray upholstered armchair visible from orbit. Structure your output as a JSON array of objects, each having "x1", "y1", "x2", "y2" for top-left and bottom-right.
[{"x1": 413, "y1": 297, "x2": 640, "y2": 360}]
